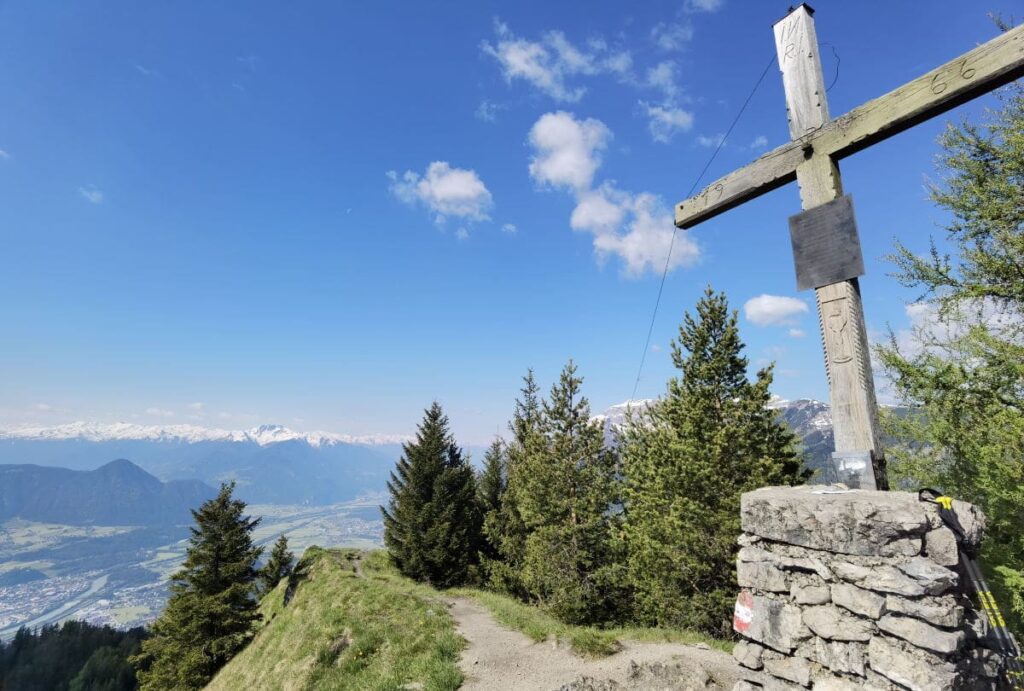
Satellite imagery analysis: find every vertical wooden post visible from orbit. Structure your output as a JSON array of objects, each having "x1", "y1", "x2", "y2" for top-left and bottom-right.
[{"x1": 773, "y1": 5, "x2": 887, "y2": 489}]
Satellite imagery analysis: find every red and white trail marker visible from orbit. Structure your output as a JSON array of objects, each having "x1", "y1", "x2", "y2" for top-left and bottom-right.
[{"x1": 734, "y1": 590, "x2": 754, "y2": 634}]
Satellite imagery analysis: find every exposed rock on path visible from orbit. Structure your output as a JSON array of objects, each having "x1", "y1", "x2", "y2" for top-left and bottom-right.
[{"x1": 449, "y1": 597, "x2": 739, "y2": 690}]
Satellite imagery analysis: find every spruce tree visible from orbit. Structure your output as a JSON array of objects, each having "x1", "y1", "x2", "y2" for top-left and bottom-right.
[
  {"x1": 619, "y1": 287, "x2": 806, "y2": 636},
  {"x1": 515, "y1": 361, "x2": 622, "y2": 624},
  {"x1": 477, "y1": 439, "x2": 506, "y2": 564},
  {"x1": 259, "y1": 535, "x2": 295, "y2": 596},
  {"x1": 381, "y1": 402, "x2": 481, "y2": 587},
  {"x1": 488, "y1": 370, "x2": 541, "y2": 596},
  {"x1": 132, "y1": 482, "x2": 263, "y2": 690}
]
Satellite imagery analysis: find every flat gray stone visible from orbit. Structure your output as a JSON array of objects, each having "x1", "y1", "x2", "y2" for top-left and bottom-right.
[
  {"x1": 831, "y1": 583, "x2": 885, "y2": 619},
  {"x1": 924, "y1": 527, "x2": 959, "y2": 567},
  {"x1": 895, "y1": 557, "x2": 957, "y2": 595},
  {"x1": 802, "y1": 605, "x2": 875, "y2": 642},
  {"x1": 923, "y1": 499, "x2": 985, "y2": 549},
  {"x1": 876, "y1": 614, "x2": 965, "y2": 654},
  {"x1": 867, "y1": 635, "x2": 960, "y2": 691},
  {"x1": 812, "y1": 637, "x2": 866, "y2": 675},
  {"x1": 791, "y1": 576, "x2": 832, "y2": 606},
  {"x1": 738, "y1": 545, "x2": 834, "y2": 581},
  {"x1": 884, "y1": 594, "x2": 963, "y2": 628},
  {"x1": 733, "y1": 640, "x2": 765, "y2": 670},
  {"x1": 764, "y1": 655, "x2": 812, "y2": 687},
  {"x1": 737, "y1": 593, "x2": 810, "y2": 653},
  {"x1": 740, "y1": 487, "x2": 929, "y2": 557},
  {"x1": 738, "y1": 561, "x2": 790, "y2": 593},
  {"x1": 831, "y1": 562, "x2": 926, "y2": 597}
]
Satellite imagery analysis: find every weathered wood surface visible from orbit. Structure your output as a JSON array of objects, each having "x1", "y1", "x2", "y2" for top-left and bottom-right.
[
  {"x1": 774, "y1": 5, "x2": 886, "y2": 489},
  {"x1": 676, "y1": 22, "x2": 1024, "y2": 228}
]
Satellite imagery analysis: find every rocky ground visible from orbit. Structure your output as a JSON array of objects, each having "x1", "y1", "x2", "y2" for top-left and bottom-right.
[{"x1": 450, "y1": 597, "x2": 740, "y2": 691}]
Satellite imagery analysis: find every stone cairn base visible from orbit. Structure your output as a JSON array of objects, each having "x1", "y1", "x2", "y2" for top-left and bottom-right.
[{"x1": 730, "y1": 486, "x2": 1006, "y2": 690}]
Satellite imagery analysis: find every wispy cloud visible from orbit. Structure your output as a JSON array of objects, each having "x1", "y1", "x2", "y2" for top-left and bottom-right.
[
  {"x1": 744, "y1": 295, "x2": 809, "y2": 326},
  {"x1": 651, "y1": 21, "x2": 694, "y2": 51},
  {"x1": 388, "y1": 161, "x2": 493, "y2": 225},
  {"x1": 696, "y1": 133, "x2": 726, "y2": 148},
  {"x1": 481, "y1": 19, "x2": 631, "y2": 102},
  {"x1": 145, "y1": 407, "x2": 175, "y2": 418},
  {"x1": 528, "y1": 111, "x2": 699, "y2": 278},
  {"x1": 79, "y1": 185, "x2": 104, "y2": 204},
  {"x1": 788, "y1": 328, "x2": 806, "y2": 338},
  {"x1": 750, "y1": 135, "x2": 768, "y2": 149},
  {"x1": 502, "y1": 223, "x2": 517, "y2": 234},
  {"x1": 640, "y1": 102, "x2": 694, "y2": 143},
  {"x1": 475, "y1": 100, "x2": 503, "y2": 122},
  {"x1": 0, "y1": 149, "x2": 11, "y2": 161}
]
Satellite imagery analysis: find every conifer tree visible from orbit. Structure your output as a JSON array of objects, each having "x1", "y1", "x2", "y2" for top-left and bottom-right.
[
  {"x1": 876, "y1": 84, "x2": 1024, "y2": 631},
  {"x1": 132, "y1": 482, "x2": 263, "y2": 690},
  {"x1": 259, "y1": 535, "x2": 295, "y2": 596},
  {"x1": 619, "y1": 287, "x2": 806, "y2": 636},
  {"x1": 477, "y1": 439, "x2": 506, "y2": 564},
  {"x1": 381, "y1": 402, "x2": 481, "y2": 587},
  {"x1": 487, "y1": 370, "x2": 541, "y2": 596},
  {"x1": 515, "y1": 361, "x2": 621, "y2": 624}
]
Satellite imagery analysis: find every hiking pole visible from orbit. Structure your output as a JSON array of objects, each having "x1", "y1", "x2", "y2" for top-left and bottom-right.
[{"x1": 919, "y1": 488, "x2": 1024, "y2": 689}]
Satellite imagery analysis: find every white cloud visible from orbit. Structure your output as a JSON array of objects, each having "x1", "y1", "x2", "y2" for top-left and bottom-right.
[
  {"x1": 645, "y1": 61, "x2": 680, "y2": 100},
  {"x1": 33, "y1": 403, "x2": 53, "y2": 412},
  {"x1": 475, "y1": 100, "x2": 502, "y2": 122},
  {"x1": 687, "y1": 0, "x2": 724, "y2": 11},
  {"x1": 188, "y1": 402, "x2": 205, "y2": 412},
  {"x1": 0, "y1": 149, "x2": 10, "y2": 160},
  {"x1": 651, "y1": 343, "x2": 663, "y2": 353},
  {"x1": 387, "y1": 162, "x2": 493, "y2": 224},
  {"x1": 641, "y1": 102, "x2": 694, "y2": 143},
  {"x1": 651, "y1": 21, "x2": 694, "y2": 51},
  {"x1": 696, "y1": 133, "x2": 726, "y2": 148},
  {"x1": 890, "y1": 300, "x2": 1022, "y2": 359},
  {"x1": 744, "y1": 295, "x2": 809, "y2": 326},
  {"x1": 527, "y1": 112, "x2": 700, "y2": 277},
  {"x1": 145, "y1": 407, "x2": 175, "y2": 418},
  {"x1": 502, "y1": 223, "x2": 517, "y2": 234},
  {"x1": 528, "y1": 111, "x2": 611, "y2": 192},
  {"x1": 481, "y1": 20, "x2": 631, "y2": 102},
  {"x1": 571, "y1": 184, "x2": 699, "y2": 277},
  {"x1": 455, "y1": 227, "x2": 469, "y2": 241},
  {"x1": 788, "y1": 328, "x2": 806, "y2": 338},
  {"x1": 79, "y1": 185, "x2": 103, "y2": 204},
  {"x1": 750, "y1": 135, "x2": 768, "y2": 149}
]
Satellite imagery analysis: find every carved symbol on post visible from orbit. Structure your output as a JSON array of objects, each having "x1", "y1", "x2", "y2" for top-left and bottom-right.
[{"x1": 824, "y1": 298, "x2": 853, "y2": 364}]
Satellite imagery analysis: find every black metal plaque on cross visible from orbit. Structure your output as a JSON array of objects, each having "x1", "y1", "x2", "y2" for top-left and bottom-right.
[{"x1": 788, "y1": 194, "x2": 865, "y2": 291}]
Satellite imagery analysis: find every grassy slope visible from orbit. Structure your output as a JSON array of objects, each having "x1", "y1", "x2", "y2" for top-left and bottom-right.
[
  {"x1": 207, "y1": 548, "x2": 729, "y2": 689},
  {"x1": 206, "y1": 548, "x2": 464, "y2": 691}
]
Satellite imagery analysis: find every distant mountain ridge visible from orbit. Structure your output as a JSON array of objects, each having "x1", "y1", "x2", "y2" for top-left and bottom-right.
[
  {"x1": 0, "y1": 422, "x2": 409, "y2": 447},
  {"x1": 0, "y1": 424, "x2": 405, "y2": 505},
  {"x1": 0, "y1": 459, "x2": 214, "y2": 525},
  {"x1": 593, "y1": 397, "x2": 839, "y2": 478}
]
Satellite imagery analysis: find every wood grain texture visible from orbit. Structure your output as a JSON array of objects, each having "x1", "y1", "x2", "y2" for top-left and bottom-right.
[{"x1": 675, "y1": 22, "x2": 1024, "y2": 228}]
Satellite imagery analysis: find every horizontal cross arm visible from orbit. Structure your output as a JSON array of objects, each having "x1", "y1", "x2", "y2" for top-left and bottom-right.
[{"x1": 676, "y1": 23, "x2": 1024, "y2": 229}]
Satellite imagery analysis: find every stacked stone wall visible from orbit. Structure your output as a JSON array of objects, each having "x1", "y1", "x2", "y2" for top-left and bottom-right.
[{"x1": 731, "y1": 486, "x2": 1006, "y2": 690}]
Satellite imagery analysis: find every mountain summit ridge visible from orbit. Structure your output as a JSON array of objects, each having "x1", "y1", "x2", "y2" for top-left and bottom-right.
[{"x1": 0, "y1": 421, "x2": 410, "y2": 447}]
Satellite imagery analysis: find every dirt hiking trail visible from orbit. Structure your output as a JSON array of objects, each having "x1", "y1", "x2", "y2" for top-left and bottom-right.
[{"x1": 448, "y1": 597, "x2": 740, "y2": 690}]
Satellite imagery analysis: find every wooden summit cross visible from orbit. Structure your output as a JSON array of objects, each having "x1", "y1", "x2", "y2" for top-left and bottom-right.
[{"x1": 676, "y1": 6, "x2": 1024, "y2": 490}]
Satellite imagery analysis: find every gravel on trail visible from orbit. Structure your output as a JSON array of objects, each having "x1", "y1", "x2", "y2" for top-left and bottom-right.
[{"x1": 448, "y1": 597, "x2": 740, "y2": 691}]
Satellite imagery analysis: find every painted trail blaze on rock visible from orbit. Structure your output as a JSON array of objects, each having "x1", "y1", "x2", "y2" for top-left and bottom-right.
[{"x1": 734, "y1": 590, "x2": 753, "y2": 634}]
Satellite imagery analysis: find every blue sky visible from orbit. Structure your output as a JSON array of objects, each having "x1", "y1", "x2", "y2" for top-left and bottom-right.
[{"x1": 0, "y1": 1, "x2": 1014, "y2": 444}]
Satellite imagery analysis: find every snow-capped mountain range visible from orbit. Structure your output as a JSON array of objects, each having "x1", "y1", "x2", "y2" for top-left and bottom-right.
[{"x1": 0, "y1": 421, "x2": 409, "y2": 448}]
